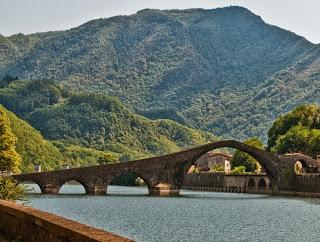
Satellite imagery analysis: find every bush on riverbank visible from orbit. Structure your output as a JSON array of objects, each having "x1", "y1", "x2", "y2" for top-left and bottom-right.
[{"x1": 0, "y1": 176, "x2": 28, "y2": 202}]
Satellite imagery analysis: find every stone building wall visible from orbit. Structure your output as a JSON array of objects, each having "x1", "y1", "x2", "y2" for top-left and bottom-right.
[{"x1": 196, "y1": 152, "x2": 232, "y2": 172}]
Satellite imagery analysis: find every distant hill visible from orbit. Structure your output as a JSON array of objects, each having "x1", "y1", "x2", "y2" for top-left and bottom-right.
[
  {"x1": 0, "y1": 80, "x2": 216, "y2": 160},
  {"x1": 1, "y1": 6, "x2": 319, "y2": 140}
]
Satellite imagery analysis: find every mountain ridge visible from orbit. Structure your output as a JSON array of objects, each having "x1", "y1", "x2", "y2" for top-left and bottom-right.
[{"x1": 1, "y1": 6, "x2": 319, "y2": 140}]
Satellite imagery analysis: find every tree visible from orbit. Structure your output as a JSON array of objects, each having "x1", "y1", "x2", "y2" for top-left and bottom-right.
[
  {"x1": 268, "y1": 104, "x2": 320, "y2": 150},
  {"x1": 307, "y1": 129, "x2": 320, "y2": 157},
  {"x1": 271, "y1": 125, "x2": 309, "y2": 154},
  {"x1": 268, "y1": 104, "x2": 320, "y2": 158},
  {"x1": 231, "y1": 137, "x2": 264, "y2": 172},
  {"x1": 271, "y1": 125, "x2": 320, "y2": 158},
  {"x1": 0, "y1": 108, "x2": 21, "y2": 173}
]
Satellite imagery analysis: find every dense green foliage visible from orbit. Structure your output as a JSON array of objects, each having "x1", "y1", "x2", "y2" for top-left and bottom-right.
[
  {"x1": 0, "y1": 107, "x2": 21, "y2": 173},
  {"x1": 25, "y1": 92, "x2": 216, "y2": 156},
  {"x1": 0, "y1": 176, "x2": 29, "y2": 202},
  {"x1": 51, "y1": 142, "x2": 118, "y2": 168},
  {"x1": 0, "y1": 79, "x2": 64, "y2": 117},
  {"x1": 268, "y1": 105, "x2": 320, "y2": 157},
  {"x1": 0, "y1": 7, "x2": 318, "y2": 141},
  {"x1": 231, "y1": 137, "x2": 264, "y2": 172}
]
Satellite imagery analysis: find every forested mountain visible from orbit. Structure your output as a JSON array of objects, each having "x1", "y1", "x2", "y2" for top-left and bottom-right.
[
  {"x1": 0, "y1": 80, "x2": 216, "y2": 160},
  {"x1": 0, "y1": 6, "x2": 319, "y2": 140}
]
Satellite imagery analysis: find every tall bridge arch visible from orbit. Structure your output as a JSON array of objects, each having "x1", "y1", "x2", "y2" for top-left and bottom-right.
[
  {"x1": 13, "y1": 140, "x2": 319, "y2": 196},
  {"x1": 183, "y1": 140, "x2": 279, "y2": 189}
]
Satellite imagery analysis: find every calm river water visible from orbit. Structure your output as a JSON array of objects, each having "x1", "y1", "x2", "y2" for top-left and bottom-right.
[{"x1": 25, "y1": 184, "x2": 320, "y2": 242}]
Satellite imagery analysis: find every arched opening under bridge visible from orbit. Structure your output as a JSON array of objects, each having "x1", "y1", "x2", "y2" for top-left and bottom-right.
[
  {"x1": 107, "y1": 172, "x2": 150, "y2": 195},
  {"x1": 19, "y1": 181, "x2": 42, "y2": 194},
  {"x1": 247, "y1": 178, "x2": 256, "y2": 191},
  {"x1": 294, "y1": 160, "x2": 308, "y2": 174},
  {"x1": 187, "y1": 140, "x2": 277, "y2": 191},
  {"x1": 258, "y1": 179, "x2": 267, "y2": 190},
  {"x1": 59, "y1": 180, "x2": 87, "y2": 194}
]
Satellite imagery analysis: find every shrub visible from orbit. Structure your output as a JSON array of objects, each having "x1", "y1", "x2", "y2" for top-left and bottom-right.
[
  {"x1": 0, "y1": 176, "x2": 29, "y2": 202},
  {"x1": 231, "y1": 166, "x2": 246, "y2": 174}
]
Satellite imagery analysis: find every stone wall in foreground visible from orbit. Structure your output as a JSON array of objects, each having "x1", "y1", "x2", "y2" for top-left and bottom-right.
[{"x1": 0, "y1": 199, "x2": 132, "y2": 242}]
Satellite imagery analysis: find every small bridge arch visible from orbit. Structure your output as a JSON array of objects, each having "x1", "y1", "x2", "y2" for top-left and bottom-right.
[
  {"x1": 107, "y1": 170, "x2": 152, "y2": 195},
  {"x1": 258, "y1": 178, "x2": 267, "y2": 190},
  {"x1": 247, "y1": 178, "x2": 256, "y2": 191},
  {"x1": 58, "y1": 179, "x2": 89, "y2": 194},
  {"x1": 18, "y1": 180, "x2": 43, "y2": 193},
  {"x1": 16, "y1": 178, "x2": 45, "y2": 193}
]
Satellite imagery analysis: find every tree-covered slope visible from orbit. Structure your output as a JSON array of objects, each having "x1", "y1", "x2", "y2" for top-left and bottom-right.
[
  {"x1": 0, "y1": 105, "x2": 63, "y2": 172},
  {"x1": 1, "y1": 6, "x2": 319, "y2": 140},
  {"x1": 218, "y1": 46, "x2": 320, "y2": 141},
  {"x1": 25, "y1": 93, "x2": 216, "y2": 158}
]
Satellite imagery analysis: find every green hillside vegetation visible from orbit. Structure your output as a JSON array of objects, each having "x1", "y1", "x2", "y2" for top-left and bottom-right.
[
  {"x1": 0, "y1": 7, "x2": 319, "y2": 141},
  {"x1": 1, "y1": 104, "x2": 119, "y2": 172},
  {"x1": 0, "y1": 79, "x2": 216, "y2": 162},
  {"x1": 25, "y1": 92, "x2": 216, "y2": 157},
  {"x1": 52, "y1": 142, "x2": 118, "y2": 168},
  {"x1": 2, "y1": 105, "x2": 63, "y2": 172},
  {"x1": 0, "y1": 79, "x2": 64, "y2": 117}
]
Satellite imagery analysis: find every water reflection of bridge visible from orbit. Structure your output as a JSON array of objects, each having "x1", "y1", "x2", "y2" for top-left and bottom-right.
[{"x1": 13, "y1": 140, "x2": 320, "y2": 196}]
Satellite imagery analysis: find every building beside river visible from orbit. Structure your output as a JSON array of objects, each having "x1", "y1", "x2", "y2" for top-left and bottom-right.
[{"x1": 196, "y1": 152, "x2": 232, "y2": 173}]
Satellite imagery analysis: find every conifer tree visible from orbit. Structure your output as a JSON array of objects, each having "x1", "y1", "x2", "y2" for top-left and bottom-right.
[{"x1": 0, "y1": 107, "x2": 21, "y2": 173}]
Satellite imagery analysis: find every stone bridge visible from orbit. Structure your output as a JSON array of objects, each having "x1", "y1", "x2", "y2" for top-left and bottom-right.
[{"x1": 12, "y1": 140, "x2": 320, "y2": 196}]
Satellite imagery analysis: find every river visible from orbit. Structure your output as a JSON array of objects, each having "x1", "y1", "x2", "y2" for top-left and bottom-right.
[{"x1": 25, "y1": 184, "x2": 320, "y2": 242}]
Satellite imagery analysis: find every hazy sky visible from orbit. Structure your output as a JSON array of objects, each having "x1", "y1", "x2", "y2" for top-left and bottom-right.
[{"x1": 1, "y1": 0, "x2": 319, "y2": 43}]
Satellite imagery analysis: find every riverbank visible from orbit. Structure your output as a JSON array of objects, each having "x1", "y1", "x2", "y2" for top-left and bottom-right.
[{"x1": 183, "y1": 172, "x2": 320, "y2": 198}]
